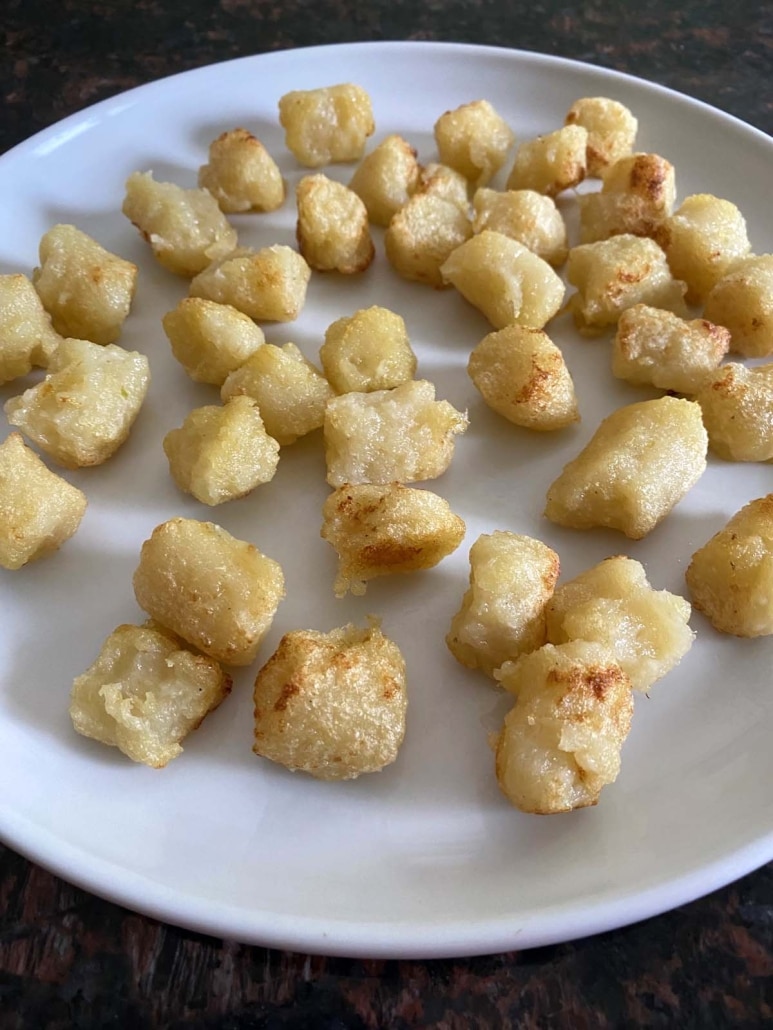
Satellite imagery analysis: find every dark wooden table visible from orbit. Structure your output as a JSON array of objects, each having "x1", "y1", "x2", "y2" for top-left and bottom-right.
[{"x1": 2, "y1": 2, "x2": 773, "y2": 1026}]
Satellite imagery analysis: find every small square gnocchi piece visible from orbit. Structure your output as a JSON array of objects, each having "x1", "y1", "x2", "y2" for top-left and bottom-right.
[
  {"x1": 278, "y1": 83, "x2": 374, "y2": 167},
  {"x1": 253, "y1": 620, "x2": 407, "y2": 780},
  {"x1": 467, "y1": 325, "x2": 579, "y2": 431},
  {"x1": 578, "y1": 153, "x2": 675, "y2": 243},
  {"x1": 162, "y1": 297, "x2": 265, "y2": 386},
  {"x1": 32, "y1": 225, "x2": 137, "y2": 345},
  {"x1": 133, "y1": 517, "x2": 285, "y2": 666},
  {"x1": 416, "y1": 162, "x2": 470, "y2": 210},
  {"x1": 440, "y1": 230, "x2": 565, "y2": 329},
  {"x1": 349, "y1": 134, "x2": 421, "y2": 226},
  {"x1": 0, "y1": 274, "x2": 60, "y2": 384},
  {"x1": 686, "y1": 496, "x2": 773, "y2": 637},
  {"x1": 612, "y1": 304, "x2": 730, "y2": 394},
  {"x1": 544, "y1": 396, "x2": 708, "y2": 539},
  {"x1": 472, "y1": 188, "x2": 568, "y2": 267},
  {"x1": 4, "y1": 338, "x2": 150, "y2": 469},
  {"x1": 324, "y1": 379, "x2": 468, "y2": 488},
  {"x1": 384, "y1": 192, "x2": 472, "y2": 288},
  {"x1": 695, "y1": 363, "x2": 773, "y2": 461},
  {"x1": 198, "y1": 128, "x2": 285, "y2": 213},
  {"x1": 567, "y1": 234, "x2": 687, "y2": 334},
  {"x1": 295, "y1": 174, "x2": 374, "y2": 273},
  {"x1": 163, "y1": 396, "x2": 280, "y2": 506},
  {"x1": 433, "y1": 100, "x2": 515, "y2": 187},
  {"x1": 545, "y1": 556, "x2": 695, "y2": 692},
  {"x1": 446, "y1": 531, "x2": 560, "y2": 678},
  {"x1": 494, "y1": 641, "x2": 633, "y2": 814},
  {"x1": 506, "y1": 124, "x2": 588, "y2": 197},
  {"x1": 321, "y1": 482, "x2": 466, "y2": 597},
  {"x1": 189, "y1": 245, "x2": 311, "y2": 322},
  {"x1": 0, "y1": 432, "x2": 87, "y2": 570},
  {"x1": 320, "y1": 306, "x2": 416, "y2": 393},
  {"x1": 70, "y1": 623, "x2": 232, "y2": 768},
  {"x1": 703, "y1": 254, "x2": 773, "y2": 358},
  {"x1": 220, "y1": 342, "x2": 333, "y2": 445},
  {"x1": 564, "y1": 97, "x2": 638, "y2": 177},
  {"x1": 122, "y1": 171, "x2": 238, "y2": 277}
]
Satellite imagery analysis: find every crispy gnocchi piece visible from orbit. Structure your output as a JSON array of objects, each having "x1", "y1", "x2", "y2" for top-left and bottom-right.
[
  {"x1": 472, "y1": 188, "x2": 568, "y2": 267},
  {"x1": 349, "y1": 134, "x2": 421, "y2": 226},
  {"x1": 545, "y1": 396, "x2": 708, "y2": 539},
  {"x1": 320, "y1": 306, "x2": 416, "y2": 393},
  {"x1": 506, "y1": 124, "x2": 588, "y2": 197},
  {"x1": 0, "y1": 274, "x2": 61, "y2": 384},
  {"x1": 446, "y1": 531, "x2": 560, "y2": 678},
  {"x1": 546, "y1": 556, "x2": 695, "y2": 692},
  {"x1": 32, "y1": 225, "x2": 137, "y2": 345},
  {"x1": 253, "y1": 620, "x2": 407, "y2": 780},
  {"x1": 162, "y1": 297, "x2": 265, "y2": 386},
  {"x1": 612, "y1": 304, "x2": 730, "y2": 394},
  {"x1": 703, "y1": 255, "x2": 773, "y2": 358},
  {"x1": 440, "y1": 230, "x2": 565, "y2": 329},
  {"x1": 324, "y1": 379, "x2": 468, "y2": 488},
  {"x1": 321, "y1": 482, "x2": 466, "y2": 597},
  {"x1": 384, "y1": 192, "x2": 472, "y2": 288},
  {"x1": 494, "y1": 641, "x2": 633, "y2": 814},
  {"x1": 433, "y1": 100, "x2": 515, "y2": 187},
  {"x1": 278, "y1": 83, "x2": 374, "y2": 167},
  {"x1": 564, "y1": 97, "x2": 638, "y2": 177},
  {"x1": 122, "y1": 171, "x2": 237, "y2": 277},
  {"x1": 4, "y1": 338, "x2": 150, "y2": 469},
  {"x1": 686, "y1": 496, "x2": 773, "y2": 637},
  {"x1": 578, "y1": 153, "x2": 675, "y2": 243},
  {"x1": 198, "y1": 128, "x2": 285, "y2": 213},
  {"x1": 695, "y1": 363, "x2": 773, "y2": 461},
  {"x1": 133, "y1": 517, "x2": 285, "y2": 666},
  {"x1": 70, "y1": 623, "x2": 232, "y2": 768},
  {"x1": 567, "y1": 234, "x2": 687, "y2": 334},
  {"x1": 467, "y1": 325, "x2": 579, "y2": 431},
  {"x1": 189, "y1": 245, "x2": 311, "y2": 322},
  {"x1": 220, "y1": 342, "x2": 333, "y2": 445},
  {"x1": 163, "y1": 396, "x2": 280, "y2": 505},
  {"x1": 416, "y1": 162, "x2": 470, "y2": 210},
  {"x1": 0, "y1": 432, "x2": 87, "y2": 570},
  {"x1": 295, "y1": 174, "x2": 374, "y2": 273},
  {"x1": 654, "y1": 194, "x2": 751, "y2": 303}
]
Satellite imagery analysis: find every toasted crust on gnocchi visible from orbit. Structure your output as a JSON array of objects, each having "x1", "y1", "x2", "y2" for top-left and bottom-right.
[
  {"x1": 472, "y1": 188, "x2": 568, "y2": 267},
  {"x1": 695, "y1": 363, "x2": 773, "y2": 461},
  {"x1": 703, "y1": 255, "x2": 773, "y2": 358},
  {"x1": 578, "y1": 153, "x2": 675, "y2": 243},
  {"x1": 384, "y1": 192, "x2": 472, "y2": 288},
  {"x1": 565, "y1": 97, "x2": 638, "y2": 177},
  {"x1": 198, "y1": 128, "x2": 285, "y2": 213},
  {"x1": 506, "y1": 125, "x2": 588, "y2": 197},
  {"x1": 295, "y1": 174, "x2": 374, "y2": 273},
  {"x1": 278, "y1": 84, "x2": 374, "y2": 167},
  {"x1": 189, "y1": 245, "x2": 311, "y2": 322}
]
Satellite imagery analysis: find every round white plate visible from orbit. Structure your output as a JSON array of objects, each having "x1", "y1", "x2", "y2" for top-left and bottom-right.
[{"x1": 1, "y1": 42, "x2": 772, "y2": 959}]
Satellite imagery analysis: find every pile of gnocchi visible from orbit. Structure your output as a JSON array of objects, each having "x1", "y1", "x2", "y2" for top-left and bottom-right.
[{"x1": 1, "y1": 82, "x2": 772, "y2": 816}]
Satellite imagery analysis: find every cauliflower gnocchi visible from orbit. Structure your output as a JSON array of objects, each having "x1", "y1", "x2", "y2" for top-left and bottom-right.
[
  {"x1": 163, "y1": 396, "x2": 280, "y2": 505},
  {"x1": 321, "y1": 482, "x2": 466, "y2": 596},
  {"x1": 295, "y1": 174, "x2": 374, "y2": 273},
  {"x1": 494, "y1": 641, "x2": 633, "y2": 814},
  {"x1": 0, "y1": 432, "x2": 87, "y2": 570},
  {"x1": 70, "y1": 623, "x2": 232, "y2": 768},
  {"x1": 0, "y1": 274, "x2": 60, "y2": 384},
  {"x1": 253, "y1": 620, "x2": 407, "y2": 780},
  {"x1": 564, "y1": 96, "x2": 638, "y2": 177},
  {"x1": 446, "y1": 531, "x2": 560, "y2": 678},
  {"x1": 578, "y1": 152, "x2": 675, "y2": 243},
  {"x1": 4, "y1": 338, "x2": 150, "y2": 469},
  {"x1": 384, "y1": 192, "x2": 472, "y2": 288},
  {"x1": 467, "y1": 325, "x2": 579, "y2": 431},
  {"x1": 198, "y1": 128, "x2": 285, "y2": 213},
  {"x1": 546, "y1": 556, "x2": 695, "y2": 692},
  {"x1": 133, "y1": 518, "x2": 285, "y2": 666},
  {"x1": 695, "y1": 363, "x2": 773, "y2": 461},
  {"x1": 122, "y1": 171, "x2": 237, "y2": 277},
  {"x1": 472, "y1": 188, "x2": 568, "y2": 267},
  {"x1": 189, "y1": 245, "x2": 311, "y2": 322},
  {"x1": 162, "y1": 296, "x2": 265, "y2": 386},
  {"x1": 416, "y1": 162, "x2": 470, "y2": 210},
  {"x1": 544, "y1": 396, "x2": 708, "y2": 539},
  {"x1": 320, "y1": 306, "x2": 416, "y2": 393},
  {"x1": 278, "y1": 83, "x2": 374, "y2": 167},
  {"x1": 703, "y1": 254, "x2": 773, "y2": 358},
  {"x1": 506, "y1": 124, "x2": 588, "y2": 197},
  {"x1": 324, "y1": 379, "x2": 468, "y2": 488},
  {"x1": 433, "y1": 100, "x2": 515, "y2": 187},
  {"x1": 349, "y1": 134, "x2": 421, "y2": 226}
]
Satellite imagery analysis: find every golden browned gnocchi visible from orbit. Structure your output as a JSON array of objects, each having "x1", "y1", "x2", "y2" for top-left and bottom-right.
[
  {"x1": 321, "y1": 482, "x2": 466, "y2": 597},
  {"x1": 578, "y1": 152, "x2": 675, "y2": 243},
  {"x1": 122, "y1": 171, "x2": 237, "y2": 277},
  {"x1": 278, "y1": 83, "x2": 374, "y2": 167},
  {"x1": 4, "y1": 338, "x2": 150, "y2": 469},
  {"x1": 349, "y1": 134, "x2": 421, "y2": 226},
  {"x1": 162, "y1": 297, "x2": 265, "y2": 386},
  {"x1": 506, "y1": 124, "x2": 588, "y2": 197},
  {"x1": 253, "y1": 620, "x2": 407, "y2": 780},
  {"x1": 564, "y1": 96, "x2": 638, "y2": 177},
  {"x1": 415, "y1": 162, "x2": 470, "y2": 210},
  {"x1": 320, "y1": 306, "x2": 416, "y2": 394},
  {"x1": 695, "y1": 363, "x2": 773, "y2": 461},
  {"x1": 471, "y1": 188, "x2": 568, "y2": 267},
  {"x1": 189, "y1": 245, "x2": 311, "y2": 322},
  {"x1": 433, "y1": 99, "x2": 515, "y2": 187},
  {"x1": 446, "y1": 531, "x2": 560, "y2": 678},
  {"x1": 494, "y1": 641, "x2": 633, "y2": 814},
  {"x1": 0, "y1": 274, "x2": 60, "y2": 384},
  {"x1": 133, "y1": 517, "x2": 285, "y2": 666},
  {"x1": 544, "y1": 396, "x2": 708, "y2": 539},
  {"x1": 295, "y1": 174, "x2": 374, "y2": 273},
  {"x1": 70, "y1": 623, "x2": 232, "y2": 768},
  {"x1": 703, "y1": 254, "x2": 773, "y2": 358},
  {"x1": 0, "y1": 432, "x2": 87, "y2": 570},
  {"x1": 384, "y1": 192, "x2": 472, "y2": 288},
  {"x1": 198, "y1": 128, "x2": 285, "y2": 213}
]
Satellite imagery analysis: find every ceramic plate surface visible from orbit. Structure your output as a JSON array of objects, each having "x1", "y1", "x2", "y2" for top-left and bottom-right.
[{"x1": 1, "y1": 42, "x2": 772, "y2": 958}]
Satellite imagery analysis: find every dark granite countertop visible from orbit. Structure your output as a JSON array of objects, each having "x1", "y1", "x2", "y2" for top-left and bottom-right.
[{"x1": 2, "y1": 2, "x2": 773, "y2": 1027}]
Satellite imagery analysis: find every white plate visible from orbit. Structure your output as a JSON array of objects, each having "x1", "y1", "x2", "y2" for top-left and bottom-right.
[{"x1": 1, "y1": 42, "x2": 772, "y2": 959}]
